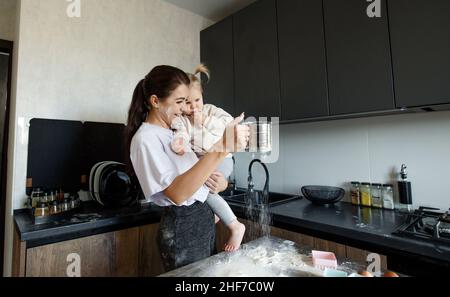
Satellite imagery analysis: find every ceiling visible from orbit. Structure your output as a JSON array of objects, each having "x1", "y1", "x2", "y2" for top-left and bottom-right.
[{"x1": 163, "y1": 0, "x2": 257, "y2": 22}]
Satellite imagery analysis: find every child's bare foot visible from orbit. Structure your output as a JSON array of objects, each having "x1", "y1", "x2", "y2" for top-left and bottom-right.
[{"x1": 223, "y1": 220, "x2": 245, "y2": 252}]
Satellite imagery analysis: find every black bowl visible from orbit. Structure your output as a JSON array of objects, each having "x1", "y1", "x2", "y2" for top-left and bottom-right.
[{"x1": 301, "y1": 186, "x2": 345, "y2": 205}]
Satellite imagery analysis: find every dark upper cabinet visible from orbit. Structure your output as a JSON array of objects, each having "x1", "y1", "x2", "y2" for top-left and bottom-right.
[
  {"x1": 200, "y1": 17, "x2": 235, "y2": 116},
  {"x1": 323, "y1": 0, "x2": 395, "y2": 115},
  {"x1": 233, "y1": 0, "x2": 281, "y2": 119},
  {"x1": 277, "y1": 0, "x2": 329, "y2": 120},
  {"x1": 388, "y1": 0, "x2": 450, "y2": 108}
]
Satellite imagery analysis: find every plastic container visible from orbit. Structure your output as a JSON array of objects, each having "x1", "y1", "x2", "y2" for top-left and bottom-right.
[
  {"x1": 323, "y1": 268, "x2": 348, "y2": 277},
  {"x1": 312, "y1": 250, "x2": 337, "y2": 270},
  {"x1": 360, "y1": 183, "x2": 372, "y2": 207}
]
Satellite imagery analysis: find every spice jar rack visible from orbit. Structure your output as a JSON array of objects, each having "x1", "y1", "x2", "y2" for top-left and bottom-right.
[{"x1": 27, "y1": 189, "x2": 82, "y2": 225}]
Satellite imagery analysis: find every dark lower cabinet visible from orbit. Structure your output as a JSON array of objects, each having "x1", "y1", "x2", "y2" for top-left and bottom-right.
[
  {"x1": 277, "y1": 0, "x2": 329, "y2": 121},
  {"x1": 388, "y1": 0, "x2": 450, "y2": 108},
  {"x1": 233, "y1": 0, "x2": 281, "y2": 119},
  {"x1": 13, "y1": 224, "x2": 165, "y2": 277},
  {"x1": 200, "y1": 17, "x2": 235, "y2": 116},
  {"x1": 323, "y1": 0, "x2": 395, "y2": 115}
]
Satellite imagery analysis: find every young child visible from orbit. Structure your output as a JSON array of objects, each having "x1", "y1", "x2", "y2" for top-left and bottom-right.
[{"x1": 170, "y1": 64, "x2": 246, "y2": 252}]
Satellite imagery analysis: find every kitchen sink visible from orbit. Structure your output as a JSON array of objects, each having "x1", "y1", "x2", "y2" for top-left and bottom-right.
[{"x1": 219, "y1": 188, "x2": 301, "y2": 207}]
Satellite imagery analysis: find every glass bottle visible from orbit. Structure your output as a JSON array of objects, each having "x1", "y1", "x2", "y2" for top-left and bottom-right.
[
  {"x1": 31, "y1": 188, "x2": 43, "y2": 208},
  {"x1": 371, "y1": 183, "x2": 383, "y2": 208},
  {"x1": 48, "y1": 191, "x2": 56, "y2": 203},
  {"x1": 34, "y1": 202, "x2": 49, "y2": 217},
  {"x1": 49, "y1": 200, "x2": 60, "y2": 215},
  {"x1": 40, "y1": 191, "x2": 49, "y2": 204},
  {"x1": 69, "y1": 197, "x2": 77, "y2": 209},
  {"x1": 350, "y1": 182, "x2": 361, "y2": 205},
  {"x1": 360, "y1": 183, "x2": 372, "y2": 207},
  {"x1": 56, "y1": 188, "x2": 65, "y2": 202},
  {"x1": 61, "y1": 198, "x2": 71, "y2": 212},
  {"x1": 382, "y1": 184, "x2": 395, "y2": 210}
]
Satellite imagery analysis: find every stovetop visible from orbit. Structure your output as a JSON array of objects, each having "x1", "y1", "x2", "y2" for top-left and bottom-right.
[{"x1": 393, "y1": 206, "x2": 450, "y2": 245}]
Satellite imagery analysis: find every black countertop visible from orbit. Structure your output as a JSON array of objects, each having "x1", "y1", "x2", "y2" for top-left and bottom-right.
[
  {"x1": 268, "y1": 200, "x2": 450, "y2": 263},
  {"x1": 14, "y1": 202, "x2": 162, "y2": 248},
  {"x1": 14, "y1": 197, "x2": 450, "y2": 274}
]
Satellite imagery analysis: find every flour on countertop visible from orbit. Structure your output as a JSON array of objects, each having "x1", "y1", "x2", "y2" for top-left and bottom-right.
[{"x1": 199, "y1": 238, "x2": 323, "y2": 277}]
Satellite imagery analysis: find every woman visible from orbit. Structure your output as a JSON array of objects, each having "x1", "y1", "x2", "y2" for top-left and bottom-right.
[{"x1": 126, "y1": 65, "x2": 249, "y2": 271}]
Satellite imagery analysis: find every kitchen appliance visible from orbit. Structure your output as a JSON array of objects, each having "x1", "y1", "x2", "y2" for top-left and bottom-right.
[
  {"x1": 393, "y1": 206, "x2": 450, "y2": 244},
  {"x1": 301, "y1": 186, "x2": 345, "y2": 205},
  {"x1": 244, "y1": 121, "x2": 272, "y2": 153},
  {"x1": 89, "y1": 161, "x2": 139, "y2": 208}
]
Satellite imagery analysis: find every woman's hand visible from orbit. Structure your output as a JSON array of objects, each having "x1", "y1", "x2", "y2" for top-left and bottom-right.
[
  {"x1": 205, "y1": 172, "x2": 228, "y2": 194},
  {"x1": 211, "y1": 113, "x2": 249, "y2": 153}
]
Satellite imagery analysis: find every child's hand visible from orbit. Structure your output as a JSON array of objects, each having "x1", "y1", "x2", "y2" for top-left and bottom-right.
[
  {"x1": 171, "y1": 138, "x2": 185, "y2": 155},
  {"x1": 206, "y1": 172, "x2": 228, "y2": 194}
]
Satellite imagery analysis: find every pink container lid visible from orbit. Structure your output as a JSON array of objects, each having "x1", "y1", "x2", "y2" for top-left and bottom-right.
[{"x1": 312, "y1": 250, "x2": 338, "y2": 270}]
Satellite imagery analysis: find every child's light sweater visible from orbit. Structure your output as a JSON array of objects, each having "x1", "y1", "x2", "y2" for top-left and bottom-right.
[{"x1": 171, "y1": 104, "x2": 234, "y2": 157}]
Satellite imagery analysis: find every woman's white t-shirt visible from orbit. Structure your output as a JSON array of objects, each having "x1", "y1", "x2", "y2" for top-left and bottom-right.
[{"x1": 130, "y1": 122, "x2": 209, "y2": 207}]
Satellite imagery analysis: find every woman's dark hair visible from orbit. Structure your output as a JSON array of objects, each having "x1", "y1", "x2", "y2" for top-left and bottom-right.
[{"x1": 125, "y1": 65, "x2": 190, "y2": 175}]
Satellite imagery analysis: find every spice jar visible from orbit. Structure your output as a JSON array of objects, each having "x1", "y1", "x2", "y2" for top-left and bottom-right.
[
  {"x1": 360, "y1": 183, "x2": 372, "y2": 207},
  {"x1": 69, "y1": 197, "x2": 77, "y2": 209},
  {"x1": 31, "y1": 188, "x2": 43, "y2": 208},
  {"x1": 350, "y1": 182, "x2": 361, "y2": 205},
  {"x1": 60, "y1": 198, "x2": 71, "y2": 212},
  {"x1": 34, "y1": 202, "x2": 49, "y2": 217},
  {"x1": 48, "y1": 191, "x2": 56, "y2": 203},
  {"x1": 56, "y1": 188, "x2": 65, "y2": 202},
  {"x1": 40, "y1": 192, "x2": 49, "y2": 204},
  {"x1": 49, "y1": 200, "x2": 60, "y2": 215},
  {"x1": 382, "y1": 184, "x2": 395, "y2": 210},
  {"x1": 371, "y1": 183, "x2": 383, "y2": 208}
]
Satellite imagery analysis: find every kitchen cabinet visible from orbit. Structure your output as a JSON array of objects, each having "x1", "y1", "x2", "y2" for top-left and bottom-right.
[
  {"x1": 200, "y1": 17, "x2": 236, "y2": 115},
  {"x1": 277, "y1": 0, "x2": 329, "y2": 120},
  {"x1": 139, "y1": 224, "x2": 165, "y2": 277},
  {"x1": 13, "y1": 224, "x2": 165, "y2": 277},
  {"x1": 323, "y1": 0, "x2": 395, "y2": 115},
  {"x1": 233, "y1": 0, "x2": 281, "y2": 119},
  {"x1": 388, "y1": 0, "x2": 450, "y2": 108}
]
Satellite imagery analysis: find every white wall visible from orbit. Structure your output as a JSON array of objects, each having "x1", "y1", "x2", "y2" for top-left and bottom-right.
[
  {"x1": 234, "y1": 110, "x2": 450, "y2": 211},
  {"x1": 0, "y1": 0, "x2": 17, "y2": 41},
  {"x1": 3, "y1": 0, "x2": 212, "y2": 276}
]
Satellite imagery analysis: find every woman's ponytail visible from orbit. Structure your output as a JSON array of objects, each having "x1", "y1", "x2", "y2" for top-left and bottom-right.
[{"x1": 125, "y1": 79, "x2": 150, "y2": 175}]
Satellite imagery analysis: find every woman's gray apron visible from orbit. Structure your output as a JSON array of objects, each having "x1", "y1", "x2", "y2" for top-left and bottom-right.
[{"x1": 158, "y1": 201, "x2": 216, "y2": 271}]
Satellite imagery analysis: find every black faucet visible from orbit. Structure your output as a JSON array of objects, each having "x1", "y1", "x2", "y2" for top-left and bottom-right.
[{"x1": 247, "y1": 159, "x2": 270, "y2": 200}]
